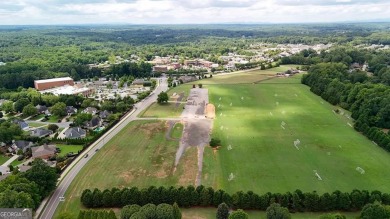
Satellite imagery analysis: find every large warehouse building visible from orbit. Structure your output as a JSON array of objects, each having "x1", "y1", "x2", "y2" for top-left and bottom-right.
[{"x1": 34, "y1": 77, "x2": 74, "y2": 91}]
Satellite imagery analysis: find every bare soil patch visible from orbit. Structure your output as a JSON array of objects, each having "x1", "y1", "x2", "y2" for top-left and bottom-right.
[{"x1": 177, "y1": 147, "x2": 198, "y2": 186}]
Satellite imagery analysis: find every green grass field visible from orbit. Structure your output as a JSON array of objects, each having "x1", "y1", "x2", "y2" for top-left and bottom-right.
[
  {"x1": 56, "y1": 144, "x2": 83, "y2": 157},
  {"x1": 55, "y1": 120, "x2": 190, "y2": 218},
  {"x1": 140, "y1": 102, "x2": 184, "y2": 118},
  {"x1": 171, "y1": 122, "x2": 184, "y2": 139},
  {"x1": 200, "y1": 75, "x2": 390, "y2": 194},
  {"x1": 0, "y1": 155, "x2": 10, "y2": 165},
  {"x1": 29, "y1": 114, "x2": 45, "y2": 121}
]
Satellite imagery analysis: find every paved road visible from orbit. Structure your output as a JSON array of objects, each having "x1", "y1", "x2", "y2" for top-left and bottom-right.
[{"x1": 38, "y1": 77, "x2": 168, "y2": 219}]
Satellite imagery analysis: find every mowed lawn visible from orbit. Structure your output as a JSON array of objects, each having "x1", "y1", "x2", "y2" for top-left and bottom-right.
[
  {"x1": 140, "y1": 102, "x2": 184, "y2": 118},
  {"x1": 0, "y1": 155, "x2": 10, "y2": 165},
  {"x1": 55, "y1": 120, "x2": 188, "y2": 218},
  {"x1": 56, "y1": 144, "x2": 84, "y2": 157},
  {"x1": 201, "y1": 76, "x2": 390, "y2": 194}
]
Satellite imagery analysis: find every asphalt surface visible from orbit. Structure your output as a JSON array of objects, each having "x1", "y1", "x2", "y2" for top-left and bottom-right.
[{"x1": 38, "y1": 77, "x2": 168, "y2": 219}]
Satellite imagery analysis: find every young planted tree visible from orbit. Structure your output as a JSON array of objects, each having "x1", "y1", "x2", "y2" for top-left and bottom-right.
[
  {"x1": 217, "y1": 203, "x2": 229, "y2": 219},
  {"x1": 266, "y1": 203, "x2": 291, "y2": 219},
  {"x1": 228, "y1": 209, "x2": 249, "y2": 219},
  {"x1": 157, "y1": 92, "x2": 169, "y2": 104}
]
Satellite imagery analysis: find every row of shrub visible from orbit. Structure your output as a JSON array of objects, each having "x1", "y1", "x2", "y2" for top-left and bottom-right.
[{"x1": 81, "y1": 186, "x2": 390, "y2": 212}]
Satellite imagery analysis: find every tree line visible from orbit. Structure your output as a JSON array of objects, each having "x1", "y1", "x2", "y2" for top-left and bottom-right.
[
  {"x1": 0, "y1": 159, "x2": 59, "y2": 209},
  {"x1": 81, "y1": 185, "x2": 390, "y2": 213}
]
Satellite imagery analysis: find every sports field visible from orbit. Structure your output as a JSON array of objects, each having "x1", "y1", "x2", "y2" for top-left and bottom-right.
[{"x1": 201, "y1": 75, "x2": 390, "y2": 194}]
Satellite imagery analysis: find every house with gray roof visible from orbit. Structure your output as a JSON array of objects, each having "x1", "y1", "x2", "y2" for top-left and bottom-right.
[
  {"x1": 85, "y1": 117, "x2": 101, "y2": 129},
  {"x1": 64, "y1": 127, "x2": 86, "y2": 139},
  {"x1": 99, "y1": 110, "x2": 111, "y2": 120},
  {"x1": 36, "y1": 104, "x2": 50, "y2": 115},
  {"x1": 66, "y1": 106, "x2": 77, "y2": 115},
  {"x1": 83, "y1": 107, "x2": 98, "y2": 115},
  {"x1": 30, "y1": 128, "x2": 53, "y2": 138},
  {"x1": 13, "y1": 119, "x2": 29, "y2": 130},
  {"x1": 9, "y1": 140, "x2": 33, "y2": 153}
]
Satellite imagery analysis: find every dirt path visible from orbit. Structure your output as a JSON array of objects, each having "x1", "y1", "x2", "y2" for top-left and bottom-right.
[
  {"x1": 165, "y1": 120, "x2": 180, "y2": 141},
  {"x1": 174, "y1": 88, "x2": 213, "y2": 186}
]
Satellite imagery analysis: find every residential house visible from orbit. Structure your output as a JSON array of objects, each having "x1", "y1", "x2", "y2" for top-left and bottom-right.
[
  {"x1": 64, "y1": 127, "x2": 86, "y2": 139},
  {"x1": 36, "y1": 104, "x2": 50, "y2": 115},
  {"x1": 13, "y1": 119, "x2": 29, "y2": 130},
  {"x1": 170, "y1": 63, "x2": 181, "y2": 70},
  {"x1": 85, "y1": 117, "x2": 101, "y2": 129},
  {"x1": 9, "y1": 140, "x2": 33, "y2": 153},
  {"x1": 83, "y1": 107, "x2": 98, "y2": 115},
  {"x1": 99, "y1": 110, "x2": 111, "y2": 120},
  {"x1": 32, "y1": 144, "x2": 57, "y2": 159},
  {"x1": 66, "y1": 106, "x2": 77, "y2": 115},
  {"x1": 30, "y1": 128, "x2": 53, "y2": 138}
]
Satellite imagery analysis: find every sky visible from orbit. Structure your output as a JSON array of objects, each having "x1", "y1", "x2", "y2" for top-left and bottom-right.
[{"x1": 0, "y1": 0, "x2": 390, "y2": 25}]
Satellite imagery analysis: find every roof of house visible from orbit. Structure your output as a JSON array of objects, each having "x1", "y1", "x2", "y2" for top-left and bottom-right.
[
  {"x1": 83, "y1": 107, "x2": 98, "y2": 114},
  {"x1": 89, "y1": 117, "x2": 100, "y2": 127},
  {"x1": 32, "y1": 144, "x2": 57, "y2": 158},
  {"x1": 64, "y1": 127, "x2": 86, "y2": 138},
  {"x1": 31, "y1": 128, "x2": 53, "y2": 137},
  {"x1": 13, "y1": 119, "x2": 29, "y2": 129},
  {"x1": 99, "y1": 110, "x2": 111, "y2": 118},
  {"x1": 66, "y1": 106, "x2": 77, "y2": 113},
  {"x1": 13, "y1": 140, "x2": 33, "y2": 150},
  {"x1": 36, "y1": 104, "x2": 48, "y2": 112},
  {"x1": 34, "y1": 77, "x2": 73, "y2": 84}
]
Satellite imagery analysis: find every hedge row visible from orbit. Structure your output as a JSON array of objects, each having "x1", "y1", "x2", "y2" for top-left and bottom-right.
[
  {"x1": 81, "y1": 186, "x2": 390, "y2": 212},
  {"x1": 121, "y1": 203, "x2": 181, "y2": 219}
]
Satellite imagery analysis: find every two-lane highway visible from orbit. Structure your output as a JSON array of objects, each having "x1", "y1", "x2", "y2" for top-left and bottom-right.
[{"x1": 39, "y1": 77, "x2": 168, "y2": 219}]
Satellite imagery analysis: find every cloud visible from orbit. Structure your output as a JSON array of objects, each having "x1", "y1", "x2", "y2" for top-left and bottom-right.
[
  {"x1": 0, "y1": 0, "x2": 389, "y2": 24},
  {"x1": 275, "y1": 0, "x2": 390, "y2": 6}
]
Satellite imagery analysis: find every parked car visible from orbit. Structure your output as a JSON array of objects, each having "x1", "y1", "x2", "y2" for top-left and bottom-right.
[{"x1": 84, "y1": 154, "x2": 89, "y2": 158}]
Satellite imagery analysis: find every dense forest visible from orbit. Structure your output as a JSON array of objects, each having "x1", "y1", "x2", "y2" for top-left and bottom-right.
[{"x1": 1, "y1": 23, "x2": 390, "y2": 89}]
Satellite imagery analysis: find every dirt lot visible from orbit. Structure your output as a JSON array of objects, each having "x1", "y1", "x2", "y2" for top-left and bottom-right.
[{"x1": 181, "y1": 88, "x2": 209, "y2": 119}]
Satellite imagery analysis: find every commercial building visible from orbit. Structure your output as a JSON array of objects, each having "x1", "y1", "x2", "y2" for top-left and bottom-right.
[
  {"x1": 34, "y1": 77, "x2": 74, "y2": 91},
  {"x1": 39, "y1": 85, "x2": 94, "y2": 97}
]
